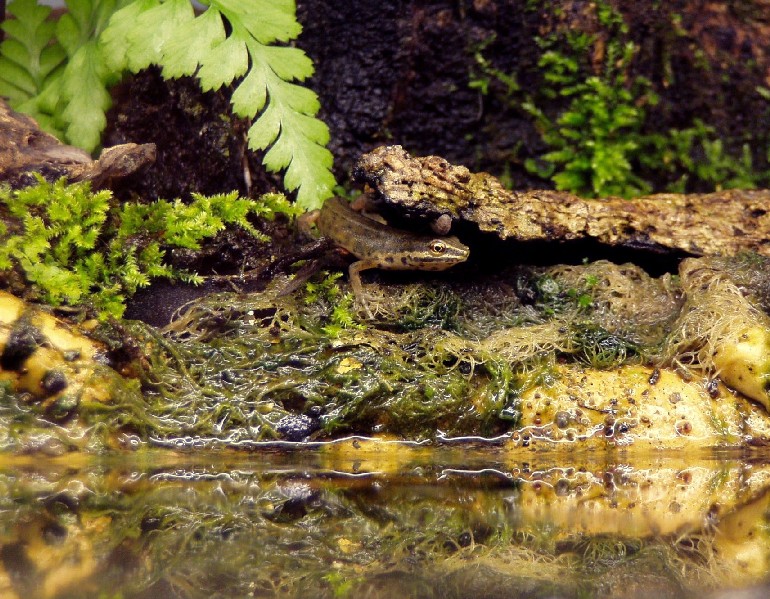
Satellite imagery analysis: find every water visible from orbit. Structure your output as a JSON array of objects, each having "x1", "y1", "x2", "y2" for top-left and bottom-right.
[{"x1": 1, "y1": 440, "x2": 769, "y2": 598}]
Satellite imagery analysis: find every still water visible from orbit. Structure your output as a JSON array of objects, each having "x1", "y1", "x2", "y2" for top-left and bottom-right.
[{"x1": 2, "y1": 440, "x2": 769, "y2": 598}]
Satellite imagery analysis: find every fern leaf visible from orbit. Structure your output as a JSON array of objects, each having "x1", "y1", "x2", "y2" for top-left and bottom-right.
[
  {"x1": 230, "y1": 64, "x2": 268, "y2": 117},
  {"x1": 269, "y1": 126, "x2": 335, "y2": 209},
  {"x1": 0, "y1": 57, "x2": 36, "y2": 99},
  {"x1": 242, "y1": 96, "x2": 280, "y2": 148},
  {"x1": 100, "y1": 0, "x2": 193, "y2": 72},
  {"x1": 245, "y1": 74, "x2": 334, "y2": 208},
  {"x1": 236, "y1": 51, "x2": 333, "y2": 208},
  {"x1": 102, "y1": 0, "x2": 336, "y2": 210},
  {"x1": 160, "y1": 6, "x2": 224, "y2": 79},
  {"x1": 99, "y1": 0, "x2": 158, "y2": 72},
  {"x1": 56, "y1": 41, "x2": 112, "y2": 151},
  {"x1": 1, "y1": 40, "x2": 34, "y2": 74},
  {"x1": 257, "y1": 45, "x2": 315, "y2": 82},
  {"x1": 60, "y1": 0, "x2": 125, "y2": 44},
  {"x1": 195, "y1": 35, "x2": 249, "y2": 90},
  {"x1": 217, "y1": 0, "x2": 301, "y2": 44},
  {"x1": 56, "y1": 0, "x2": 92, "y2": 53},
  {"x1": 128, "y1": 0, "x2": 193, "y2": 72},
  {"x1": 2, "y1": 0, "x2": 52, "y2": 37},
  {"x1": 49, "y1": 0, "x2": 128, "y2": 151},
  {"x1": 0, "y1": 0, "x2": 66, "y2": 105}
]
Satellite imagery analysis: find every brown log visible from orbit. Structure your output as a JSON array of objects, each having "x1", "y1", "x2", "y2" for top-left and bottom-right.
[
  {"x1": 0, "y1": 99, "x2": 155, "y2": 189},
  {"x1": 355, "y1": 145, "x2": 770, "y2": 257}
]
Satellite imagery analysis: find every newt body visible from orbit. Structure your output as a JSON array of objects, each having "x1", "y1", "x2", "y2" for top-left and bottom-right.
[{"x1": 316, "y1": 196, "x2": 469, "y2": 315}]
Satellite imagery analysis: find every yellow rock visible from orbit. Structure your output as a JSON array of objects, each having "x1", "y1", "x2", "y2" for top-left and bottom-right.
[{"x1": 513, "y1": 363, "x2": 765, "y2": 450}]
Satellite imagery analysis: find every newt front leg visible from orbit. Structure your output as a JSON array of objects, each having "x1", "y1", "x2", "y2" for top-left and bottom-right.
[
  {"x1": 348, "y1": 259, "x2": 380, "y2": 318},
  {"x1": 314, "y1": 196, "x2": 470, "y2": 318}
]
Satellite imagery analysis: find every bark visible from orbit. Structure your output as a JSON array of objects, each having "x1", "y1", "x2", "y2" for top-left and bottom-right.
[
  {"x1": 0, "y1": 99, "x2": 155, "y2": 189},
  {"x1": 355, "y1": 145, "x2": 770, "y2": 257}
]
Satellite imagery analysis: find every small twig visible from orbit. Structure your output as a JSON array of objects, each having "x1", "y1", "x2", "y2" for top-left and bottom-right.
[{"x1": 204, "y1": 237, "x2": 335, "y2": 285}]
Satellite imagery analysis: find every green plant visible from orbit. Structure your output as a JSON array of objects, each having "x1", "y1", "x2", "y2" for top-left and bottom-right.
[
  {"x1": 523, "y1": 72, "x2": 656, "y2": 197},
  {"x1": 0, "y1": 176, "x2": 295, "y2": 317},
  {"x1": 467, "y1": 3, "x2": 660, "y2": 197},
  {"x1": 470, "y1": 2, "x2": 770, "y2": 197},
  {"x1": 1, "y1": 0, "x2": 134, "y2": 150},
  {"x1": 469, "y1": 35, "x2": 519, "y2": 98},
  {"x1": 0, "y1": 0, "x2": 334, "y2": 210},
  {"x1": 0, "y1": 0, "x2": 67, "y2": 133},
  {"x1": 304, "y1": 272, "x2": 362, "y2": 336},
  {"x1": 521, "y1": 24, "x2": 659, "y2": 198},
  {"x1": 652, "y1": 119, "x2": 766, "y2": 192}
]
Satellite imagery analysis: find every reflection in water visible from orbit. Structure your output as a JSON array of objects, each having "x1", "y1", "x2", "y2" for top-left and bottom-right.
[{"x1": 1, "y1": 442, "x2": 769, "y2": 598}]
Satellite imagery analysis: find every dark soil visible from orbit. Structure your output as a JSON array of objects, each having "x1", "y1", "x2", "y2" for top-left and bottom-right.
[{"x1": 102, "y1": 67, "x2": 279, "y2": 203}]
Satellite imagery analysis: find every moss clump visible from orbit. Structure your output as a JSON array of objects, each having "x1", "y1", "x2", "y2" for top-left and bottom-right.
[
  {"x1": 0, "y1": 176, "x2": 296, "y2": 318},
  {"x1": 471, "y1": 0, "x2": 770, "y2": 197}
]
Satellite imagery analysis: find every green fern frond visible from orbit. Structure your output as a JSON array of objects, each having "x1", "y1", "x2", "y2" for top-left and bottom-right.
[
  {"x1": 0, "y1": 0, "x2": 66, "y2": 110},
  {"x1": 50, "y1": 0, "x2": 127, "y2": 151},
  {"x1": 100, "y1": 0, "x2": 336, "y2": 210},
  {"x1": 0, "y1": 0, "x2": 125, "y2": 150}
]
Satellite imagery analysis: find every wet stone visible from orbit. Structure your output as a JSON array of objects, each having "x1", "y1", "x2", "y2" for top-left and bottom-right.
[
  {"x1": 276, "y1": 414, "x2": 319, "y2": 442},
  {"x1": 1, "y1": 319, "x2": 46, "y2": 371},
  {"x1": 40, "y1": 370, "x2": 68, "y2": 395}
]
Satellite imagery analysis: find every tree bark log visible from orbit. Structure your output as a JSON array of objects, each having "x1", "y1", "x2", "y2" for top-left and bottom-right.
[
  {"x1": 0, "y1": 99, "x2": 155, "y2": 189},
  {"x1": 355, "y1": 145, "x2": 770, "y2": 257}
]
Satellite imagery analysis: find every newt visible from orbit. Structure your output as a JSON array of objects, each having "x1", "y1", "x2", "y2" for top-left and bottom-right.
[{"x1": 312, "y1": 196, "x2": 470, "y2": 316}]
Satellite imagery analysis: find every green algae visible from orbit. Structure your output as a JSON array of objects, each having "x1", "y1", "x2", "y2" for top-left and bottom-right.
[
  {"x1": 109, "y1": 260, "x2": 679, "y2": 448},
  {"x1": 11, "y1": 255, "x2": 770, "y2": 451}
]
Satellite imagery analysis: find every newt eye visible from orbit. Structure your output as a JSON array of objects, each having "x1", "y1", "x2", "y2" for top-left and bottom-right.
[{"x1": 430, "y1": 240, "x2": 447, "y2": 254}]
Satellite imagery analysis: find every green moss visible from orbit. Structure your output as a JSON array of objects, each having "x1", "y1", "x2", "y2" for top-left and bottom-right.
[
  {"x1": 304, "y1": 272, "x2": 363, "y2": 337},
  {"x1": 0, "y1": 176, "x2": 294, "y2": 317},
  {"x1": 571, "y1": 323, "x2": 639, "y2": 369},
  {"x1": 470, "y1": 1, "x2": 770, "y2": 196},
  {"x1": 110, "y1": 261, "x2": 674, "y2": 445},
  {"x1": 520, "y1": 4, "x2": 659, "y2": 198},
  {"x1": 0, "y1": 260, "x2": 683, "y2": 449},
  {"x1": 652, "y1": 119, "x2": 765, "y2": 192}
]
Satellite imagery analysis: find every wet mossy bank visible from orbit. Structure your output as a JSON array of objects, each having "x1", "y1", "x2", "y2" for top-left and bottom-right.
[{"x1": 4, "y1": 249, "x2": 770, "y2": 453}]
